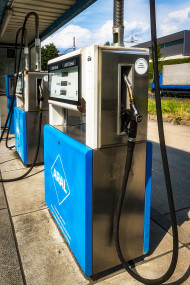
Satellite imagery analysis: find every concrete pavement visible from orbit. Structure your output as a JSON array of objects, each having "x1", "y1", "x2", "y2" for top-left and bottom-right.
[{"x1": 0, "y1": 121, "x2": 189, "y2": 285}]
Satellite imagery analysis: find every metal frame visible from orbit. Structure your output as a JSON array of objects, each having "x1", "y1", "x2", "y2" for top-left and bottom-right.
[{"x1": 0, "y1": 0, "x2": 97, "y2": 46}]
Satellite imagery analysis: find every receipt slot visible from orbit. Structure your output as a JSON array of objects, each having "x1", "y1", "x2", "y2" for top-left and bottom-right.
[{"x1": 44, "y1": 45, "x2": 152, "y2": 276}]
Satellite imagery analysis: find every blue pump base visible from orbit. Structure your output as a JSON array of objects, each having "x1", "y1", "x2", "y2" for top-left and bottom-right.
[
  {"x1": 14, "y1": 107, "x2": 49, "y2": 165},
  {"x1": 44, "y1": 125, "x2": 152, "y2": 277}
]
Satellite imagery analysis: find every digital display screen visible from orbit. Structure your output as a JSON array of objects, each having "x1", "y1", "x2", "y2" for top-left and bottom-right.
[{"x1": 48, "y1": 56, "x2": 80, "y2": 104}]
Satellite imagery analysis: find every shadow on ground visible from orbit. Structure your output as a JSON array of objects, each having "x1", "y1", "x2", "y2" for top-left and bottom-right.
[{"x1": 93, "y1": 142, "x2": 190, "y2": 283}]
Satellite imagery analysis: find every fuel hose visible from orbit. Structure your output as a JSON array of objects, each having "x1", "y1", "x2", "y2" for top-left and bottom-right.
[
  {"x1": 114, "y1": 0, "x2": 178, "y2": 284},
  {"x1": 0, "y1": 33, "x2": 24, "y2": 144},
  {"x1": 5, "y1": 27, "x2": 27, "y2": 150},
  {"x1": 0, "y1": 12, "x2": 43, "y2": 182},
  {"x1": 0, "y1": 12, "x2": 39, "y2": 144},
  {"x1": 0, "y1": 110, "x2": 42, "y2": 182},
  {"x1": 5, "y1": 106, "x2": 15, "y2": 150}
]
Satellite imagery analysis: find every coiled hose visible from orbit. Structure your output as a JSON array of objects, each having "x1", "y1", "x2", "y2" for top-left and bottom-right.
[
  {"x1": 0, "y1": 12, "x2": 39, "y2": 144},
  {"x1": 0, "y1": 12, "x2": 42, "y2": 183},
  {"x1": 0, "y1": 110, "x2": 42, "y2": 182},
  {"x1": 5, "y1": 28, "x2": 27, "y2": 150}
]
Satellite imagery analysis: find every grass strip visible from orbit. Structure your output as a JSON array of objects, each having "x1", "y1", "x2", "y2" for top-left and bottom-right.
[{"x1": 148, "y1": 98, "x2": 190, "y2": 122}]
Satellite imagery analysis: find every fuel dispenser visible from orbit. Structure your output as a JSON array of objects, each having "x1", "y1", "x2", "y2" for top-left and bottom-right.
[
  {"x1": 0, "y1": 3, "x2": 178, "y2": 280},
  {"x1": 0, "y1": 12, "x2": 49, "y2": 183},
  {"x1": 44, "y1": 0, "x2": 178, "y2": 283},
  {"x1": 44, "y1": 44, "x2": 152, "y2": 276},
  {"x1": 0, "y1": 1, "x2": 178, "y2": 283},
  {"x1": 14, "y1": 70, "x2": 48, "y2": 165},
  {"x1": 14, "y1": 17, "x2": 49, "y2": 166},
  {"x1": 5, "y1": 74, "x2": 16, "y2": 134}
]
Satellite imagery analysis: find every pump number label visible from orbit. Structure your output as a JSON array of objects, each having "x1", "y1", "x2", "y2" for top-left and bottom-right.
[{"x1": 135, "y1": 58, "x2": 148, "y2": 75}]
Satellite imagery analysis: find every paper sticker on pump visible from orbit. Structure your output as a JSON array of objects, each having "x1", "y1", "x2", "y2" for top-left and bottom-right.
[{"x1": 135, "y1": 58, "x2": 148, "y2": 75}]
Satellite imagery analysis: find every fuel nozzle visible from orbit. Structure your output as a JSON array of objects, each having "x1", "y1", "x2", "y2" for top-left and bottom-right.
[
  {"x1": 123, "y1": 75, "x2": 143, "y2": 140},
  {"x1": 123, "y1": 75, "x2": 143, "y2": 124}
]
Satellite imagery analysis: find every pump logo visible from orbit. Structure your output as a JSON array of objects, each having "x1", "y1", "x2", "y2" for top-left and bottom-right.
[{"x1": 51, "y1": 155, "x2": 70, "y2": 205}]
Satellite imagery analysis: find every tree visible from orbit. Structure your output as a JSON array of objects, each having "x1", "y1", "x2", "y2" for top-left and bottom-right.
[
  {"x1": 104, "y1": 41, "x2": 111, "y2": 46},
  {"x1": 41, "y1": 43, "x2": 59, "y2": 71},
  {"x1": 150, "y1": 41, "x2": 163, "y2": 72}
]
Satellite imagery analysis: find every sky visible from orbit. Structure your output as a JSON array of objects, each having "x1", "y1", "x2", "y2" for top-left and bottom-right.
[{"x1": 42, "y1": 0, "x2": 190, "y2": 54}]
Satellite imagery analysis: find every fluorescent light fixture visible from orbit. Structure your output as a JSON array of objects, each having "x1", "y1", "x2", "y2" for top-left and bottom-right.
[{"x1": 0, "y1": 8, "x2": 13, "y2": 38}]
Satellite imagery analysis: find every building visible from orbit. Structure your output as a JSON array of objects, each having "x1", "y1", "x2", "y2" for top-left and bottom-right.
[{"x1": 136, "y1": 30, "x2": 190, "y2": 59}]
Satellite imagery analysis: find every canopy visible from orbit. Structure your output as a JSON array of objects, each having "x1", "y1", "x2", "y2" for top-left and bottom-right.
[{"x1": 0, "y1": 0, "x2": 97, "y2": 46}]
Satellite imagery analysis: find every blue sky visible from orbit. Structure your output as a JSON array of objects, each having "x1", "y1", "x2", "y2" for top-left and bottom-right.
[{"x1": 42, "y1": 0, "x2": 190, "y2": 53}]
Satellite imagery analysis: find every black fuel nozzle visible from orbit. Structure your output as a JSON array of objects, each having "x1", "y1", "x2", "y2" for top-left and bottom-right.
[
  {"x1": 130, "y1": 102, "x2": 143, "y2": 124},
  {"x1": 123, "y1": 75, "x2": 143, "y2": 141},
  {"x1": 120, "y1": 109, "x2": 131, "y2": 134}
]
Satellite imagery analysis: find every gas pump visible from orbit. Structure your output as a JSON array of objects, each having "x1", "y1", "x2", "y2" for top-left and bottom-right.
[
  {"x1": 14, "y1": 69, "x2": 48, "y2": 165},
  {"x1": 44, "y1": 44, "x2": 151, "y2": 276},
  {"x1": 13, "y1": 16, "x2": 49, "y2": 166},
  {"x1": 44, "y1": 1, "x2": 178, "y2": 284}
]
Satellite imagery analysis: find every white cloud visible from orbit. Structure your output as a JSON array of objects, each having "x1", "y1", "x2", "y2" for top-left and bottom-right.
[
  {"x1": 93, "y1": 20, "x2": 113, "y2": 44},
  {"x1": 169, "y1": 7, "x2": 190, "y2": 22},
  {"x1": 42, "y1": 19, "x2": 150, "y2": 51},
  {"x1": 160, "y1": 24, "x2": 178, "y2": 37},
  {"x1": 160, "y1": 7, "x2": 190, "y2": 36},
  {"x1": 42, "y1": 24, "x2": 92, "y2": 51},
  {"x1": 125, "y1": 21, "x2": 149, "y2": 34}
]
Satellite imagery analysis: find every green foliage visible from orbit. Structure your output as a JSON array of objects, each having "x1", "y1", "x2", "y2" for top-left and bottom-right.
[
  {"x1": 104, "y1": 41, "x2": 111, "y2": 46},
  {"x1": 149, "y1": 57, "x2": 190, "y2": 80},
  {"x1": 148, "y1": 98, "x2": 190, "y2": 121},
  {"x1": 41, "y1": 43, "x2": 59, "y2": 71},
  {"x1": 150, "y1": 42, "x2": 163, "y2": 75},
  {"x1": 150, "y1": 41, "x2": 162, "y2": 61}
]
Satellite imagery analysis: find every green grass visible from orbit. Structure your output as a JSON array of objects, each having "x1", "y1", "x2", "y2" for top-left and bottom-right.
[{"x1": 148, "y1": 98, "x2": 190, "y2": 122}]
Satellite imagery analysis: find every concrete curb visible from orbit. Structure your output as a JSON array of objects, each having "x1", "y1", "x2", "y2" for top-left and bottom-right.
[{"x1": 148, "y1": 115, "x2": 190, "y2": 127}]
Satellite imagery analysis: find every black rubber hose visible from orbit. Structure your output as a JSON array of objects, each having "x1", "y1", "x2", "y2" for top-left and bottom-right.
[
  {"x1": 114, "y1": 1, "x2": 178, "y2": 284},
  {"x1": 0, "y1": 12, "x2": 39, "y2": 144},
  {"x1": 0, "y1": 12, "x2": 43, "y2": 182},
  {"x1": 0, "y1": 111, "x2": 42, "y2": 182},
  {"x1": 5, "y1": 27, "x2": 25, "y2": 150},
  {"x1": 6, "y1": 28, "x2": 28, "y2": 149},
  {"x1": 5, "y1": 106, "x2": 15, "y2": 150},
  {"x1": 150, "y1": 0, "x2": 178, "y2": 274},
  {"x1": 14, "y1": 27, "x2": 26, "y2": 74},
  {"x1": 0, "y1": 35, "x2": 24, "y2": 143}
]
